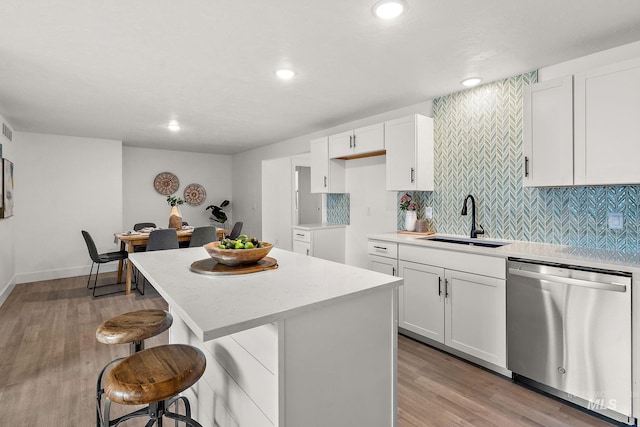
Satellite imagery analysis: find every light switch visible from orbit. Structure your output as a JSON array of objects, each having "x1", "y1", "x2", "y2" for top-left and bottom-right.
[{"x1": 608, "y1": 212, "x2": 623, "y2": 230}]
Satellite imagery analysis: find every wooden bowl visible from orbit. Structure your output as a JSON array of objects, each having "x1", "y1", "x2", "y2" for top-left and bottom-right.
[{"x1": 203, "y1": 241, "x2": 273, "y2": 266}]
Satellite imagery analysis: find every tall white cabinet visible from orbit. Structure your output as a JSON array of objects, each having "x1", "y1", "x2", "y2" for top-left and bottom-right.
[
  {"x1": 385, "y1": 114, "x2": 434, "y2": 191},
  {"x1": 574, "y1": 57, "x2": 640, "y2": 185},
  {"x1": 310, "y1": 137, "x2": 345, "y2": 194},
  {"x1": 522, "y1": 76, "x2": 574, "y2": 187}
]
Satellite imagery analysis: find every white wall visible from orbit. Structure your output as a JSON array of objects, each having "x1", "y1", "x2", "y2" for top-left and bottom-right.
[
  {"x1": 261, "y1": 156, "x2": 293, "y2": 249},
  {"x1": 0, "y1": 115, "x2": 16, "y2": 304},
  {"x1": 14, "y1": 132, "x2": 123, "y2": 283},
  {"x1": 344, "y1": 156, "x2": 397, "y2": 268},
  {"x1": 122, "y1": 146, "x2": 232, "y2": 230}
]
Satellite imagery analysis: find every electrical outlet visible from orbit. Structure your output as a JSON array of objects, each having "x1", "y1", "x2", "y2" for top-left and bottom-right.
[
  {"x1": 608, "y1": 212, "x2": 623, "y2": 230},
  {"x1": 424, "y1": 207, "x2": 433, "y2": 220}
]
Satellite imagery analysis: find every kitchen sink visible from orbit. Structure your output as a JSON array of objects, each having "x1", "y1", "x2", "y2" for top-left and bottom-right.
[{"x1": 419, "y1": 236, "x2": 510, "y2": 248}]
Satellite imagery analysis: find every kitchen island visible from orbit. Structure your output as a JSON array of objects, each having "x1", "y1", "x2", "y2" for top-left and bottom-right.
[{"x1": 130, "y1": 247, "x2": 403, "y2": 427}]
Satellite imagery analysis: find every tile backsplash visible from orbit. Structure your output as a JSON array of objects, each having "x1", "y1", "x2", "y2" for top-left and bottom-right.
[
  {"x1": 327, "y1": 193, "x2": 350, "y2": 225},
  {"x1": 396, "y1": 70, "x2": 640, "y2": 253}
]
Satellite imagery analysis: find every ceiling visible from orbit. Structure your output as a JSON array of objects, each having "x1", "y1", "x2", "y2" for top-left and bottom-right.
[{"x1": 1, "y1": 1, "x2": 640, "y2": 155}]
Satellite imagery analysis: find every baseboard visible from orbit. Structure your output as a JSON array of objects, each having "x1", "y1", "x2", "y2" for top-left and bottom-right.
[
  {"x1": 16, "y1": 263, "x2": 120, "y2": 285},
  {"x1": 0, "y1": 275, "x2": 17, "y2": 307}
]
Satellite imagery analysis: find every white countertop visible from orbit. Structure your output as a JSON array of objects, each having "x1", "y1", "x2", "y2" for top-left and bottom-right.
[
  {"x1": 293, "y1": 223, "x2": 346, "y2": 230},
  {"x1": 130, "y1": 247, "x2": 402, "y2": 342},
  {"x1": 368, "y1": 232, "x2": 640, "y2": 274}
]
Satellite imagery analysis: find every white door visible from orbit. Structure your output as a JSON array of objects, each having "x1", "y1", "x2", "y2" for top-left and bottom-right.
[
  {"x1": 398, "y1": 261, "x2": 444, "y2": 343},
  {"x1": 444, "y1": 269, "x2": 506, "y2": 368},
  {"x1": 369, "y1": 254, "x2": 397, "y2": 277},
  {"x1": 353, "y1": 123, "x2": 384, "y2": 155},
  {"x1": 574, "y1": 57, "x2": 640, "y2": 185},
  {"x1": 522, "y1": 76, "x2": 574, "y2": 187},
  {"x1": 310, "y1": 137, "x2": 329, "y2": 193},
  {"x1": 328, "y1": 130, "x2": 354, "y2": 159},
  {"x1": 386, "y1": 116, "x2": 417, "y2": 190}
]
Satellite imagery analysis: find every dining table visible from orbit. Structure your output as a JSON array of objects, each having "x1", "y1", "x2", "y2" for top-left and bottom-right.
[{"x1": 114, "y1": 227, "x2": 229, "y2": 294}]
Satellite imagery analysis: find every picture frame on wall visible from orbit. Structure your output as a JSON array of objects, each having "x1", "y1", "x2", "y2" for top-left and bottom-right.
[{"x1": 1, "y1": 158, "x2": 14, "y2": 218}]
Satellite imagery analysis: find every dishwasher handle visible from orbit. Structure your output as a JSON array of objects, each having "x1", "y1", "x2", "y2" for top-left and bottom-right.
[{"x1": 508, "y1": 268, "x2": 627, "y2": 292}]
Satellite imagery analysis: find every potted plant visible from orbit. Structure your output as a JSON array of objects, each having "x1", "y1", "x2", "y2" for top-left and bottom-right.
[
  {"x1": 167, "y1": 195, "x2": 184, "y2": 230},
  {"x1": 399, "y1": 193, "x2": 418, "y2": 231}
]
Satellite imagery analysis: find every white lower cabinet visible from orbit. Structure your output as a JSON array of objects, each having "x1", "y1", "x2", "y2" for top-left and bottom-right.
[
  {"x1": 292, "y1": 225, "x2": 345, "y2": 263},
  {"x1": 392, "y1": 243, "x2": 507, "y2": 370}
]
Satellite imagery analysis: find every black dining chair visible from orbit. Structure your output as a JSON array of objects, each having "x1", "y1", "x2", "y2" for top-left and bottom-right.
[
  {"x1": 82, "y1": 230, "x2": 129, "y2": 297},
  {"x1": 227, "y1": 222, "x2": 243, "y2": 240},
  {"x1": 137, "y1": 229, "x2": 179, "y2": 295},
  {"x1": 189, "y1": 226, "x2": 217, "y2": 247}
]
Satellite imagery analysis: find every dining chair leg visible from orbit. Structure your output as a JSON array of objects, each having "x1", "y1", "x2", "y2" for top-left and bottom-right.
[
  {"x1": 92, "y1": 264, "x2": 101, "y2": 296},
  {"x1": 87, "y1": 262, "x2": 95, "y2": 289}
]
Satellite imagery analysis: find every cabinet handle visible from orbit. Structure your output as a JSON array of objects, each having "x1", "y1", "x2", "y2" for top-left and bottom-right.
[
  {"x1": 445, "y1": 278, "x2": 449, "y2": 298},
  {"x1": 392, "y1": 266, "x2": 396, "y2": 276},
  {"x1": 323, "y1": 176, "x2": 327, "y2": 188},
  {"x1": 349, "y1": 135, "x2": 353, "y2": 148},
  {"x1": 295, "y1": 233, "x2": 305, "y2": 237},
  {"x1": 373, "y1": 245, "x2": 388, "y2": 251},
  {"x1": 438, "y1": 277, "x2": 442, "y2": 296},
  {"x1": 524, "y1": 156, "x2": 529, "y2": 177},
  {"x1": 353, "y1": 134, "x2": 356, "y2": 148},
  {"x1": 306, "y1": 249, "x2": 309, "y2": 256},
  {"x1": 410, "y1": 167, "x2": 415, "y2": 183}
]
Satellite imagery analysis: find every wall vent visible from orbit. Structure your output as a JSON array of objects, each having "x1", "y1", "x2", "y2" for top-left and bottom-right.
[{"x1": 2, "y1": 123, "x2": 12, "y2": 142}]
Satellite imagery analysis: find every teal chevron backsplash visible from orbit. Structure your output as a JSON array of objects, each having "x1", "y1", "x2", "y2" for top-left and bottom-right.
[
  {"x1": 327, "y1": 193, "x2": 350, "y2": 225},
  {"x1": 396, "y1": 71, "x2": 640, "y2": 253}
]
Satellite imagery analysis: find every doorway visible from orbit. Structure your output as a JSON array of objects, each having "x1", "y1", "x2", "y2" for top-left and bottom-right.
[{"x1": 295, "y1": 166, "x2": 321, "y2": 225}]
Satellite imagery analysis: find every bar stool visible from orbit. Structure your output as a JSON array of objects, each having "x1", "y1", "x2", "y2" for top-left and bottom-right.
[
  {"x1": 101, "y1": 344, "x2": 206, "y2": 427},
  {"x1": 95, "y1": 309, "x2": 173, "y2": 425}
]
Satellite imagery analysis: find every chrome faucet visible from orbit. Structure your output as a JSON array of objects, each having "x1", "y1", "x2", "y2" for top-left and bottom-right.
[{"x1": 461, "y1": 194, "x2": 484, "y2": 238}]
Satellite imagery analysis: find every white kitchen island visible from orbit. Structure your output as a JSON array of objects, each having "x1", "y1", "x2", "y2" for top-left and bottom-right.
[{"x1": 129, "y1": 247, "x2": 403, "y2": 427}]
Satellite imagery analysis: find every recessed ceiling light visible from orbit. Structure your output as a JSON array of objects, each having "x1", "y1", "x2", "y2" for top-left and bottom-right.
[
  {"x1": 374, "y1": 1, "x2": 405, "y2": 19},
  {"x1": 461, "y1": 77, "x2": 482, "y2": 87},
  {"x1": 276, "y1": 69, "x2": 295, "y2": 80},
  {"x1": 167, "y1": 120, "x2": 181, "y2": 131}
]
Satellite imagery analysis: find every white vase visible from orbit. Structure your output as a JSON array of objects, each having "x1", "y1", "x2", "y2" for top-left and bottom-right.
[{"x1": 405, "y1": 210, "x2": 417, "y2": 231}]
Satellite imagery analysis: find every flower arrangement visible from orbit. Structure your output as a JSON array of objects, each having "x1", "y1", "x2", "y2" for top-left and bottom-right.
[
  {"x1": 166, "y1": 195, "x2": 184, "y2": 206},
  {"x1": 399, "y1": 193, "x2": 418, "y2": 212}
]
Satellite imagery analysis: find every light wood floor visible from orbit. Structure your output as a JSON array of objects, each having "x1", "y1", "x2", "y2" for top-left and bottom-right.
[{"x1": 0, "y1": 274, "x2": 616, "y2": 426}]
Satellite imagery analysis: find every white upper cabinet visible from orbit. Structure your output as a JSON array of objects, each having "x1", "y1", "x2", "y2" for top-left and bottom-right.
[
  {"x1": 328, "y1": 123, "x2": 385, "y2": 159},
  {"x1": 385, "y1": 114, "x2": 434, "y2": 191},
  {"x1": 310, "y1": 137, "x2": 345, "y2": 194},
  {"x1": 522, "y1": 76, "x2": 574, "y2": 187},
  {"x1": 574, "y1": 57, "x2": 640, "y2": 185}
]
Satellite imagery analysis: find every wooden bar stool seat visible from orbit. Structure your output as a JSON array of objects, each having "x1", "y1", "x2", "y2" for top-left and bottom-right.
[
  {"x1": 96, "y1": 309, "x2": 172, "y2": 354},
  {"x1": 101, "y1": 344, "x2": 206, "y2": 427}
]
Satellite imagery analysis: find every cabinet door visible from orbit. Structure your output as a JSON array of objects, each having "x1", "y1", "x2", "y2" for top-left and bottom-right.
[
  {"x1": 369, "y1": 254, "x2": 397, "y2": 277},
  {"x1": 386, "y1": 115, "x2": 433, "y2": 191},
  {"x1": 293, "y1": 240, "x2": 311, "y2": 256},
  {"x1": 522, "y1": 76, "x2": 574, "y2": 187},
  {"x1": 444, "y1": 270, "x2": 506, "y2": 368},
  {"x1": 328, "y1": 130, "x2": 354, "y2": 159},
  {"x1": 310, "y1": 137, "x2": 329, "y2": 193},
  {"x1": 353, "y1": 123, "x2": 384, "y2": 155},
  {"x1": 398, "y1": 261, "x2": 444, "y2": 343},
  {"x1": 575, "y1": 57, "x2": 640, "y2": 185}
]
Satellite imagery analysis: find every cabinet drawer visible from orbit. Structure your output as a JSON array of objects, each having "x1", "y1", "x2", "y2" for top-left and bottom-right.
[
  {"x1": 368, "y1": 240, "x2": 398, "y2": 258},
  {"x1": 292, "y1": 229, "x2": 311, "y2": 242},
  {"x1": 398, "y1": 244, "x2": 505, "y2": 279}
]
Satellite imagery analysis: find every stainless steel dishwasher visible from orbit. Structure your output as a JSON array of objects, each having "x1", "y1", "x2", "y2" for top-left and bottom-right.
[{"x1": 507, "y1": 258, "x2": 633, "y2": 424}]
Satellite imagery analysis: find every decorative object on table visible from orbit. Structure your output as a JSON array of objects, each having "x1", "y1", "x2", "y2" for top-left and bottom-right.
[
  {"x1": 203, "y1": 240, "x2": 273, "y2": 266},
  {"x1": 399, "y1": 192, "x2": 418, "y2": 231},
  {"x1": 1, "y1": 158, "x2": 14, "y2": 218},
  {"x1": 183, "y1": 183, "x2": 206, "y2": 206},
  {"x1": 415, "y1": 219, "x2": 428, "y2": 233},
  {"x1": 205, "y1": 199, "x2": 229, "y2": 226},
  {"x1": 166, "y1": 195, "x2": 184, "y2": 230},
  {"x1": 153, "y1": 172, "x2": 179, "y2": 195}
]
